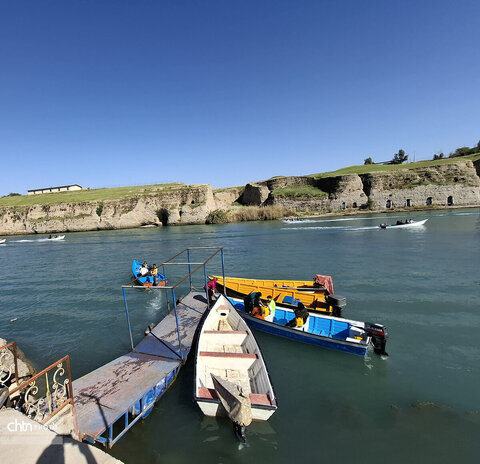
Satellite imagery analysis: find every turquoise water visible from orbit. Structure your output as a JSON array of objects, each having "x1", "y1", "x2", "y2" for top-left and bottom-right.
[{"x1": 1, "y1": 209, "x2": 479, "y2": 463}]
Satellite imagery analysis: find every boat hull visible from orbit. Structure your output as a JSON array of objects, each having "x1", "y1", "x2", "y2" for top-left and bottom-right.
[
  {"x1": 380, "y1": 219, "x2": 428, "y2": 229},
  {"x1": 211, "y1": 275, "x2": 334, "y2": 314},
  {"x1": 193, "y1": 295, "x2": 278, "y2": 421},
  {"x1": 229, "y1": 298, "x2": 369, "y2": 356},
  {"x1": 196, "y1": 398, "x2": 276, "y2": 421},
  {"x1": 132, "y1": 259, "x2": 167, "y2": 286}
]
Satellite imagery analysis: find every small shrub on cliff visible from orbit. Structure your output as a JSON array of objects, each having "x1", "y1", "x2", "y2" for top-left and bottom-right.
[
  {"x1": 96, "y1": 203, "x2": 104, "y2": 216},
  {"x1": 206, "y1": 209, "x2": 229, "y2": 224},
  {"x1": 364, "y1": 157, "x2": 373, "y2": 165}
]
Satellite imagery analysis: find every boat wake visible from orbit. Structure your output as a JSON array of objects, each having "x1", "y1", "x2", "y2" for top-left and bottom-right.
[{"x1": 282, "y1": 225, "x2": 381, "y2": 231}]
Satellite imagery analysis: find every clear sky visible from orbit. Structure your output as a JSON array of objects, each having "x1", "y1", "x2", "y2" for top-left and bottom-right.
[{"x1": 1, "y1": 0, "x2": 479, "y2": 196}]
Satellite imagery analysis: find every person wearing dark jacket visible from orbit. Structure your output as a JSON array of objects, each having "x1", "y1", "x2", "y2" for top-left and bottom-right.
[
  {"x1": 244, "y1": 291, "x2": 262, "y2": 315},
  {"x1": 286, "y1": 302, "x2": 309, "y2": 328}
]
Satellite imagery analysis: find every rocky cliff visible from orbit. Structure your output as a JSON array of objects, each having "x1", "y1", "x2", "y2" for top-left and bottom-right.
[
  {"x1": 239, "y1": 160, "x2": 480, "y2": 212},
  {"x1": 0, "y1": 184, "x2": 224, "y2": 235},
  {"x1": 1, "y1": 160, "x2": 479, "y2": 235}
]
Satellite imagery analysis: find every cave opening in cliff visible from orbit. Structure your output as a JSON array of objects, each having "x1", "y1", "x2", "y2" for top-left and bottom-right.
[{"x1": 157, "y1": 208, "x2": 170, "y2": 226}]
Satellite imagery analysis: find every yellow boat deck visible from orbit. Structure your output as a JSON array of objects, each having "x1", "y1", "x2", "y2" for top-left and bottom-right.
[{"x1": 210, "y1": 276, "x2": 331, "y2": 313}]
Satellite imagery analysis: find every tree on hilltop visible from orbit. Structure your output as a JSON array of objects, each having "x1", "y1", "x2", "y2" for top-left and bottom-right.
[
  {"x1": 391, "y1": 149, "x2": 408, "y2": 165},
  {"x1": 433, "y1": 152, "x2": 445, "y2": 160},
  {"x1": 364, "y1": 157, "x2": 373, "y2": 165}
]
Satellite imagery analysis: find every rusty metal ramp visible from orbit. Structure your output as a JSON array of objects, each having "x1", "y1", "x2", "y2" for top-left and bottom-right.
[{"x1": 72, "y1": 291, "x2": 208, "y2": 446}]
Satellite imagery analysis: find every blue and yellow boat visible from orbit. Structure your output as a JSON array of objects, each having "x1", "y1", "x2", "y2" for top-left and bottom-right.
[{"x1": 132, "y1": 259, "x2": 167, "y2": 287}]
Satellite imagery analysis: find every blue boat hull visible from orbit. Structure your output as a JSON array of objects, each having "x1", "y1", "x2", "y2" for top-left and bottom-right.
[
  {"x1": 230, "y1": 300, "x2": 369, "y2": 356},
  {"x1": 132, "y1": 259, "x2": 167, "y2": 286}
]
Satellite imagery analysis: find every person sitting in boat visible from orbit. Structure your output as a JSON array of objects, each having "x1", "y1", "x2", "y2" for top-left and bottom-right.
[
  {"x1": 150, "y1": 264, "x2": 159, "y2": 285},
  {"x1": 285, "y1": 302, "x2": 309, "y2": 328},
  {"x1": 139, "y1": 262, "x2": 149, "y2": 277},
  {"x1": 264, "y1": 295, "x2": 276, "y2": 322},
  {"x1": 244, "y1": 291, "x2": 262, "y2": 315}
]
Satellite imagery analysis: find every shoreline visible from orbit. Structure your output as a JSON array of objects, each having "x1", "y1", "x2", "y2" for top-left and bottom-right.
[{"x1": 1, "y1": 204, "x2": 478, "y2": 237}]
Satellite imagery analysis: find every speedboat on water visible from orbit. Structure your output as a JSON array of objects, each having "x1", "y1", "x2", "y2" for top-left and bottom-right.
[
  {"x1": 47, "y1": 235, "x2": 65, "y2": 240},
  {"x1": 379, "y1": 219, "x2": 428, "y2": 229},
  {"x1": 228, "y1": 297, "x2": 388, "y2": 357},
  {"x1": 280, "y1": 218, "x2": 303, "y2": 224},
  {"x1": 0, "y1": 239, "x2": 5, "y2": 244}
]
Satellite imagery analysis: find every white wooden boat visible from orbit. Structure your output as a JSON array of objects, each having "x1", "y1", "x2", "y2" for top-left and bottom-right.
[{"x1": 194, "y1": 295, "x2": 277, "y2": 422}]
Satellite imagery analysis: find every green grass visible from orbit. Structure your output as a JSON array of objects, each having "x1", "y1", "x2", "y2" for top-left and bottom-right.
[
  {"x1": 0, "y1": 183, "x2": 185, "y2": 207},
  {"x1": 310, "y1": 153, "x2": 480, "y2": 178},
  {"x1": 272, "y1": 185, "x2": 328, "y2": 199}
]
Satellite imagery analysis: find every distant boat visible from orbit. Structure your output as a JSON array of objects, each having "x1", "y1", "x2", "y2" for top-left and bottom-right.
[
  {"x1": 132, "y1": 259, "x2": 167, "y2": 287},
  {"x1": 47, "y1": 235, "x2": 65, "y2": 240},
  {"x1": 0, "y1": 239, "x2": 5, "y2": 244},
  {"x1": 280, "y1": 218, "x2": 303, "y2": 224},
  {"x1": 194, "y1": 295, "x2": 278, "y2": 428},
  {"x1": 228, "y1": 297, "x2": 388, "y2": 357},
  {"x1": 379, "y1": 219, "x2": 428, "y2": 229}
]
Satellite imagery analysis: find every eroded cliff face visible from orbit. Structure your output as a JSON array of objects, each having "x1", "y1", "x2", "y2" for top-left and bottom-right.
[
  {"x1": 239, "y1": 160, "x2": 480, "y2": 211},
  {"x1": 0, "y1": 184, "x2": 219, "y2": 235},
  {"x1": 1, "y1": 161, "x2": 479, "y2": 235},
  {"x1": 359, "y1": 161, "x2": 480, "y2": 209}
]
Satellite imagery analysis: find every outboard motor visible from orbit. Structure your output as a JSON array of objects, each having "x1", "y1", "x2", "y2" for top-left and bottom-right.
[
  {"x1": 326, "y1": 294, "x2": 347, "y2": 317},
  {"x1": 364, "y1": 322, "x2": 388, "y2": 356}
]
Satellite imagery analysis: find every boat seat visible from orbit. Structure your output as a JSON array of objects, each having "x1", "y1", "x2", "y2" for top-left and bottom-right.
[
  {"x1": 198, "y1": 351, "x2": 258, "y2": 370},
  {"x1": 203, "y1": 330, "x2": 247, "y2": 334},
  {"x1": 197, "y1": 387, "x2": 272, "y2": 406},
  {"x1": 202, "y1": 330, "x2": 248, "y2": 346},
  {"x1": 199, "y1": 351, "x2": 256, "y2": 358}
]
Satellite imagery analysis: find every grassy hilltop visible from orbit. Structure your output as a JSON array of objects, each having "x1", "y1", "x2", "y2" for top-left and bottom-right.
[
  {"x1": 0, "y1": 183, "x2": 186, "y2": 208},
  {"x1": 1, "y1": 153, "x2": 479, "y2": 208}
]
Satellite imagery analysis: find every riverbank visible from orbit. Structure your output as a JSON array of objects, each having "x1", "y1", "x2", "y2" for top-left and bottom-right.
[{"x1": 1, "y1": 157, "x2": 479, "y2": 236}]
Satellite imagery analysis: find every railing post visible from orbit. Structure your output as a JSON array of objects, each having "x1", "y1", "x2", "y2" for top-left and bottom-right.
[
  {"x1": 221, "y1": 248, "x2": 226, "y2": 297},
  {"x1": 171, "y1": 289, "x2": 184, "y2": 361},
  {"x1": 203, "y1": 265, "x2": 209, "y2": 308},
  {"x1": 122, "y1": 288, "x2": 135, "y2": 352},
  {"x1": 187, "y1": 249, "x2": 192, "y2": 291}
]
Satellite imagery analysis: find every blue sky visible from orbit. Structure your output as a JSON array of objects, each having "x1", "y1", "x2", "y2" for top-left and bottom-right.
[{"x1": 1, "y1": 0, "x2": 479, "y2": 196}]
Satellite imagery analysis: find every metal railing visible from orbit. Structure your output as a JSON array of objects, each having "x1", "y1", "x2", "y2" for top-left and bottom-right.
[
  {"x1": 0, "y1": 341, "x2": 19, "y2": 388},
  {"x1": 9, "y1": 355, "x2": 76, "y2": 427},
  {"x1": 122, "y1": 246, "x2": 226, "y2": 361}
]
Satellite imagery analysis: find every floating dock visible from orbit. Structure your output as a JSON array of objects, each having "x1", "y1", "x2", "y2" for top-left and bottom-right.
[
  {"x1": 73, "y1": 291, "x2": 208, "y2": 447},
  {"x1": 72, "y1": 246, "x2": 226, "y2": 448}
]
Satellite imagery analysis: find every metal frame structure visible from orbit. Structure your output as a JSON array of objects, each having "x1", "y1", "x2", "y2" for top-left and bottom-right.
[
  {"x1": 80, "y1": 247, "x2": 226, "y2": 447},
  {"x1": 121, "y1": 246, "x2": 226, "y2": 360}
]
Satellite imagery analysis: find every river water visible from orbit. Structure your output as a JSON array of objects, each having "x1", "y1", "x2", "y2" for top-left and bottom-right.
[{"x1": 1, "y1": 209, "x2": 479, "y2": 463}]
